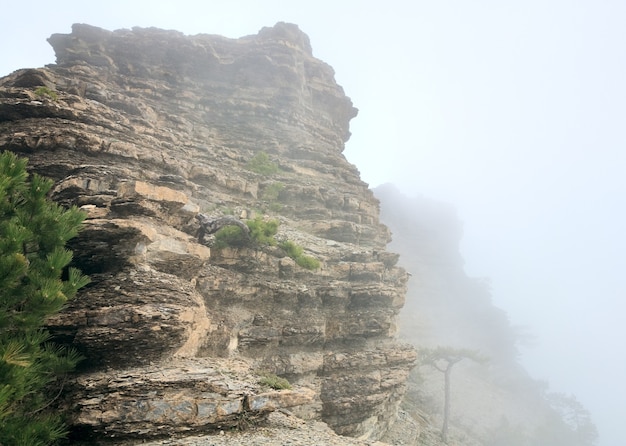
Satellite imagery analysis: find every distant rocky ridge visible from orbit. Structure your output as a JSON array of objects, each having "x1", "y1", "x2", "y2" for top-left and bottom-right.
[
  {"x1": 374, "y1": 184, "x2": 598, "y2": 446},
  {"x1": 0, "y1": 23, "x2": 416, "y2": 443}
]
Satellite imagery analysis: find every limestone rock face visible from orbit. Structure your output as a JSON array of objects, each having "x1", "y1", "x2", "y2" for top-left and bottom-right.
[{"x1": 0, "y1": 23, "x2": 415, "y2": 442}]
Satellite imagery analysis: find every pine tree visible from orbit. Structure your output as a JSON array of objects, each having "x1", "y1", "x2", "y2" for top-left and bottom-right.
[
  {"x1": 0, "y1": 151, "x2": 89, "y2": 445},
  {"x1": 419, "y1": 346, "x2": 488, "y2": 444}
]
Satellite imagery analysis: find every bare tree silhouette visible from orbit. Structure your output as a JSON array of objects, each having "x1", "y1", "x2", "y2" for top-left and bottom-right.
[{"x1": 419, "y1": 347, "x2": 487, "y2": 443}]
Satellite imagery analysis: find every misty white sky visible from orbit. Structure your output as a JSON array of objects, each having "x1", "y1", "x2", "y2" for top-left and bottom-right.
[{"x1": 1, "y1": 2, "x2": 624, "y2": 444}]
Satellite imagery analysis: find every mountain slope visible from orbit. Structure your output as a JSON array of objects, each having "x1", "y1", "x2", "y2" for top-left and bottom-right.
[{"x1": 375, "y1": 183, "x2": 598, "y2": 446}]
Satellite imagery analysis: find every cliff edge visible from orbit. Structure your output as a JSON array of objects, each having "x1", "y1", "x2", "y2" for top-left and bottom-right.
[{"x1": 0, "y1": 23, "x2": 415, "y2": 443}]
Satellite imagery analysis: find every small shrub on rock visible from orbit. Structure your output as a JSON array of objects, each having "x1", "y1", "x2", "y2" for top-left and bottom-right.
[
  {"x1": 213, "y1": 225, "x2": 249, "y2": 249},
  {"x1": 246, "y1": 217, "x2": 278, "y2": 246},
  {"x1": 295, "y1": 254, "x2": 321, "y2": 270},
  {"x1": 262, "y1": 182, "x2": 284, "y2": 201},
  {"x1": 279, "y1": 240, "x2": 320, "y2": 270},
  {"x1": 246, "y1": 152, "x2": 279, "y2": 176},
  {"x1": 213, "y1": 216, "x2": 279, "y2": 249},
  {"x1": 34, "y1": 86, "x2": 58, "y2": 101},
  {"x1": 259, "y1": 373, "x2": 292, "y2": 390},
  {"x1": 279, "y1": 240, "x2": 303, "y2": 258}
]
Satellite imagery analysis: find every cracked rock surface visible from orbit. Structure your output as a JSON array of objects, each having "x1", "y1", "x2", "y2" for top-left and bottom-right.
[{"x1": 0, "y1": 23, "x2": 416, "y2": 443}]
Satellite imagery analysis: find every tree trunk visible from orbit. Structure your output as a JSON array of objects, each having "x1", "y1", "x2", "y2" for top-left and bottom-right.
[{"x1": 442, "y1": 366, "x2": 451, "y2": 443}]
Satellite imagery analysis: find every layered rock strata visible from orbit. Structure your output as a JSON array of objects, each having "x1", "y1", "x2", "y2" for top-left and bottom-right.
[{"x1": 0, "y1": 23, "x2": 415, "y2": 442}]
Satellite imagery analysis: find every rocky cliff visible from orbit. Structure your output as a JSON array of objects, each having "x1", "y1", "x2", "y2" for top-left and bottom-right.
[{"x1": 0, "y1": 23, "x2": 415, "y2": 443}]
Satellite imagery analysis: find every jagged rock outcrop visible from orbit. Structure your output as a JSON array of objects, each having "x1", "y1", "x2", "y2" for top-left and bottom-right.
[{"x1": 0, "y1": 23, "x2": 415, "y2": 442}]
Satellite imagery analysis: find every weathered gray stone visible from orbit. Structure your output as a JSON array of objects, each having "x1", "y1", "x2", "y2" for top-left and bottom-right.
[{"x1": 0, "y1": 22, "x2": 415, "y2": 443}]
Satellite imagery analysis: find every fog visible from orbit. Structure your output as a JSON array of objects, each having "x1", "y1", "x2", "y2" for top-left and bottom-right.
[{"x1": 2, "y1": 2, "x2": 624, "y2": 444}]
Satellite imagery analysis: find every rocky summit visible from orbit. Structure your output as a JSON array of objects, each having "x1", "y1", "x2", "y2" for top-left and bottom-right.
[{"x1": 0, "y1": 23, "x2": 416, "y2": 443}]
